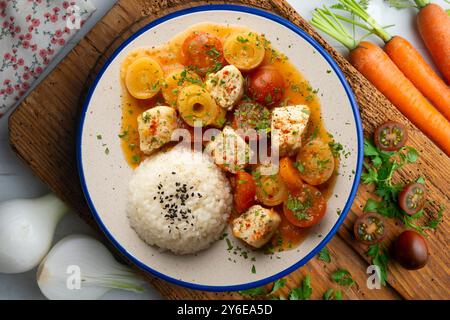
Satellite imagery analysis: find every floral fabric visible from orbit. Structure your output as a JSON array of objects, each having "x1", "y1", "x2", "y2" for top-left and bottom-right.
[{"x1": 0, "y1": 0, "x2": 96, "y2": 117}]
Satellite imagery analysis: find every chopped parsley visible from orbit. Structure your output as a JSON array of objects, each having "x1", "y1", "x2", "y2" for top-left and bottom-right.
[
  {"x1": 366, "y1": 243, "x2": 389, "y2": 286},
  {"x1": 323, "y1": 288, "x2": 343, "y2": 300},
  {"x1": 289, "y1": 274, "x2": 312, "y2": 300},
  {"x1": 331, "y1": 268, "x2": 355, "y2": 287},
  {"x1": 318, "y1": 246, "x2": 331, "y2": 263}
]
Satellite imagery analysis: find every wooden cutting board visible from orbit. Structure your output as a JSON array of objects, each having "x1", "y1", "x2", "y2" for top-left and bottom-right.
[{"x1": 8, "y1": 0, "x2": 449, "y2": 300}]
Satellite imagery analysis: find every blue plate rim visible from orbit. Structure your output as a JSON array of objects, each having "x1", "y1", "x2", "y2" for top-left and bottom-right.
[{"x1": 76, "y1": 4, "x2": 364, "y2": 292}]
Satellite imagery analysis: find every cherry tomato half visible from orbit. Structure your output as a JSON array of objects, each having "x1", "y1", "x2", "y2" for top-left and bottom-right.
[
  {"x1": 283, "y1": 184, "x2": 326, "y2": 228},
  {"x1": 233, "y1": 171, "x2": 256, "y2": 214},
  {"x1": 247, "y1": 66, "x2": 285, "y2": 106},
  {"x1": 353, "y1": 212, "x2": 385, "y2": 245},
  {"x1": 232, "y1": 101, "x2": 271, "y2": 140},
  {"x1": 374, "y1": 121, "x2": 408, "y2": 151},
  {"x1": 395, "y1": 230, "x2": 428, "y2": 270},
  {"x1": 181, "y1": 32, "x2": 225, "y2": 75},
  {"x1": 399, "y1": 183, "x2": 426, "y2": 215}
]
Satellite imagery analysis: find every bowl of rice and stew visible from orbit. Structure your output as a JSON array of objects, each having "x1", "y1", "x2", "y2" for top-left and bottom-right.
[{"x1": 78, "y1": 5, "x2": 363, "y2": 291}]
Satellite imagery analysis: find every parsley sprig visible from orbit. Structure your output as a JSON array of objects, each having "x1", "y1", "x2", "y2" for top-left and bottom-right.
[
  {"x1": 361, "y1": 139, "x2": 444, "y2": 235},
  {"x1": 366, "y1": 243, "x2": 389, "y2": 286}
]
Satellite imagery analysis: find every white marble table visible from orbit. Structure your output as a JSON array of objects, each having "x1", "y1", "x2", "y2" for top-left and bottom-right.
[{"x1": 0, "y1": 0, "x2": 446, "y2": 300}]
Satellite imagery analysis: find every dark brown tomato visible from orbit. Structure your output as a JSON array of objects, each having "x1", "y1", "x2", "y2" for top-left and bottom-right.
[
  {"x1": 374, "y1": 121, "x2": 408, "y2": 151},
  {"x1": 395, "y1": 230, "x2": 428, "y2": 270},
  {"x1": 399, "y1": 183, "x2": 427, "y2": 215},
  {"x1": 247, "y1": 66, "x2": 285, "y2": 106},
  {"x1": 353, "y1": 213, "x2": 385, "y2": 245},
  {"x1": 232, "y1": 101, "x2": 271, "y2": 140},
  {"x1": 181, "y1": 32, "x2": 225, "y2": 75}
]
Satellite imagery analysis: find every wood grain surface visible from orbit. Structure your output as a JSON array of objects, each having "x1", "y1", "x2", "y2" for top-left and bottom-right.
[{"x1": 8, "y1": 0, "x2": 449, "y2": 300}]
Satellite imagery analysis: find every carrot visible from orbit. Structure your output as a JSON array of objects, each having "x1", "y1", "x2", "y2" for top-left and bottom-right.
[
  {"x1": 336, "y1": 0, "x2": 450, "y2": 120},
  {"x1": 350, "y1": 41, "x2": 450, "y2": 156},
  {"x1": 279, "y1": 157, "x2": 303, "y2": 192},
  {"x1": 384, "y1": 36, "x2": 450, "y2": 120},
  {"x1": 415, "y1": 1, "x2": 450, "y2": 84},
  {"x1": 311, "y1": 6, "x2": 450, "y2": 156}
]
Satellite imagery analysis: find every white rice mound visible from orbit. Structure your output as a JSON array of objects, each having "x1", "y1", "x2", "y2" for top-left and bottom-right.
[{"x1": 127, "y1": 146, "x2": 232, "y2": 255}]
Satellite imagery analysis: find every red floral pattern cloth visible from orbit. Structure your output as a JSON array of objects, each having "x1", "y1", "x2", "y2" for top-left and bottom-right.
[{"x1": 0, "y1": 0, "x2": 95, "y2": 117}]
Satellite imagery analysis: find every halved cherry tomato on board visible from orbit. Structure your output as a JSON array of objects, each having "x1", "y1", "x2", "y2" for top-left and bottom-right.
[
  {"x1": 374, "y1": 121, "x2": 408, "y2": 152},
  {"x1": 232, "y1": 101, "x2": 271, "y2": 140},
  {"x1": 279, "y1": 157, "x2": 304, "y2": 192},
  {"x1": 181, "y1": 32, "x2": 225, "y2": 75},
  {"x1": 247, "y1": 66, "x2": 285, "y2": 106},
  {"x1": 398, "y1": 183, "x2": 426, "y2": 215},
  {"x1": 233, "y1": 171, "x2": 256, "y2": 213},
  {"x1": 283, "y1": 184, "x2": 326, "y2": 228},
  {"x1": 353, "y1": 212, "x2": 385, "y2": 245}
]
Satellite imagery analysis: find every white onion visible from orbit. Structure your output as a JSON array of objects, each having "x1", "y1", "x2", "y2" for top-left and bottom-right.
[
  {"x1": 0, "y1": 193, "x2": 67, "y2": 273},
  {"x1": 37, "y1": 234, "x2": 146, "y2": 300}
]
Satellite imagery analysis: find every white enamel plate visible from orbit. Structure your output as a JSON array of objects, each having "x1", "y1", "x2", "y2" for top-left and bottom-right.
[{"x1": 78, "y1": 5, "x2": 363, "y2": 291}]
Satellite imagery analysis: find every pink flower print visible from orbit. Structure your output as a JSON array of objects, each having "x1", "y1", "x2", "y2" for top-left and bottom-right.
[
  {"x1": 14, "y1": 84, "x2": 20, "y2": 91},
  {"x1": 11, "y1": 56, "x2": 16, "y2": 63},
  {"x1": 2, "y1": 20, "x2": 9, "y2": 28},
  {"x1": 64, "y1": 27, "x2": 71, "y2": 34},
  {"x1": 23, "y1": 73, "x2": 30, "y2": 80},
  {"x1": 53, "y1": 7, "x2": 61, "y2": 13},
  {"x1": 55, "y1": 29, "x2": 63, "y2": 38},
  {"x1": 22, "y1": 41, "x2": 30, "y2": 49},
  {"x1": 24, "y1": 33, "x2": 32, "y2": 40},
  {"x1": 22, "y1": 82, "x2": 30, "y2": 90},
  {"x1": 63, "y1": 1, "x2": 70, "y2": 9},
  {"x1": 26, "y1": 14, "x2": 32, "y2": 22},
  {"x1": 4, "y1": 53, "x2": 11, "y2": 60},
  {"x1": 18, "y1": 58, "x2": 24, "y2": 66},
  {"x1": 0, "y1": 89, "x2": 5, "y2": 95},
  {"x1": 19, "y1": 90, "x2": 25, "y2": 97},
  {"x1": 47, "y1": 48, "x2": 55, "y2": 55},
  {"x1": 9, "y1": 16, "x2": 14, "y2": 21},
  {"x1": 31, "y1": 19, "x2": 40, "y2": 27},
  {"x1": 51, "y1": 37, "x2": 57, "y2": 44},
  {"x1": 50, "y1": 15, "x2": 58, "y2": 23},
  {"x1": 58, "y1": 38, "x2": 65, "y2": 46},
  {"x1": 44, "y1": 12, "x2": 50, "y2": 19},
  {"x1": 0, "y1": 1, "x2": 6, "y2": 9},
  {"x1": 39, "y1": 49, "x2": 47, "y2": 58},
  {"x1": 12, "y1": 48, "x2": 17, "y2": 54},
  {"x1": 35, "y1": 67, "x2": 43, "y2": 74},
  {"x1": 13, "y1": 64, "x2": 18, "y2": 70},
  {"x1": 15, "y1": 26, "x2": 21, "y2": 33},
  {"x1": 6, "y1": 87, "x2": 13, "y2": 95},
  {"x1": 43, "y1": 58, "x2": 49, "y2": 65},
  {"x1": 0, "y1": 12, "x2": 6, "y2": 18},
  {"x1": 31, "y1": 44, "x2": 37, "y2": 51},
  {"x1": 18, "y1": 34, "x2": 25, "y2": 40},
  {"x1": 3, "y1": 79, "x2": 10, "y2": 86},
  {"x1": 28, "y1": 26, "x2": 33, "y2": 32}
]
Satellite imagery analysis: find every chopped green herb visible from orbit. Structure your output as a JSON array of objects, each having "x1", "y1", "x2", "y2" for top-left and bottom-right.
[
  {"x1": 239, "y1": 286, "x2": 266, "y2": 297},
  {"x1": 289, "y1": 274, "x2": 312, "y2": 300},
  {"x1": 366, "y1": 243, "x2": 389, "y2": 286},
  {"x1": 331, "y1": 269, "x2": 355, "y2": 287},
  {"x1": 323, "y1": 288, "x2": 343, "y2": 300},
  {"x1": 96, "y1": 134, "x2": 102, "y2": 140},
  {"x1": 270, "y1": 278, "x2": 287, "y2": 294},
  {"x1": 251, "y1": 265, "x2": 256, "y2": 274},
  {"x1": 318, "y1": 246, "x2": 331, "y2": 263}
]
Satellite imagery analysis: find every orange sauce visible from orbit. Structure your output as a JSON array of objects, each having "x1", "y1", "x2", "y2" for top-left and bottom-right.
[{"x1": 119, "y1": 23, "x2": 337, "y2": 252}]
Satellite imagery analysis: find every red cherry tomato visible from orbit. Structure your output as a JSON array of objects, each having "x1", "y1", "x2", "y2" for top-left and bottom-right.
[
  {"x1": 233, "y1": 171, "x2": 256, "y2": 214},
  {"x1": 398, "y1": 183, "x2": 427, "y2": 215},
  {"x1": 181, "y1": 32, "x2": 225, "y2": 75},
  {"x1": 374, "y1": 121, "x2": 408, "y2": 151},
  {"x1": 247, "y1": 66, "x2": 285, "y2": 106},
  {"x1": 283, "y1": 184, "x2": 327, "y2": 228},
  {"x1": 395, "y1": 230, "x2": 428, "y2": 270}
]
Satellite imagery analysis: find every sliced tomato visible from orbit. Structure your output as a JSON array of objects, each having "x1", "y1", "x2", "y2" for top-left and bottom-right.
[
  {"x1": 374, "y1": 121, "x2": 408, "y2": 151},
  {"x1": 233, "y1": 171, "x2": 256, "y2": 213},
  {"x1": 232, "y1": 101, "x2": 271, "y2": 140},
  {"x1": 283, "y1": 184, "x2": 326, "y2": 228},
  {"x1": 247, "y1": 66, "x2": 285, "y2": 106},
  {"x1": 181, "y1": 32, "x2": 225, "y2": 75},
  {"x1": 353, "y1": 213, "x2": 385, "y2": 245},
  {"x1": 398, "y1": 183, "x2": 426, "y2": 215}
]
